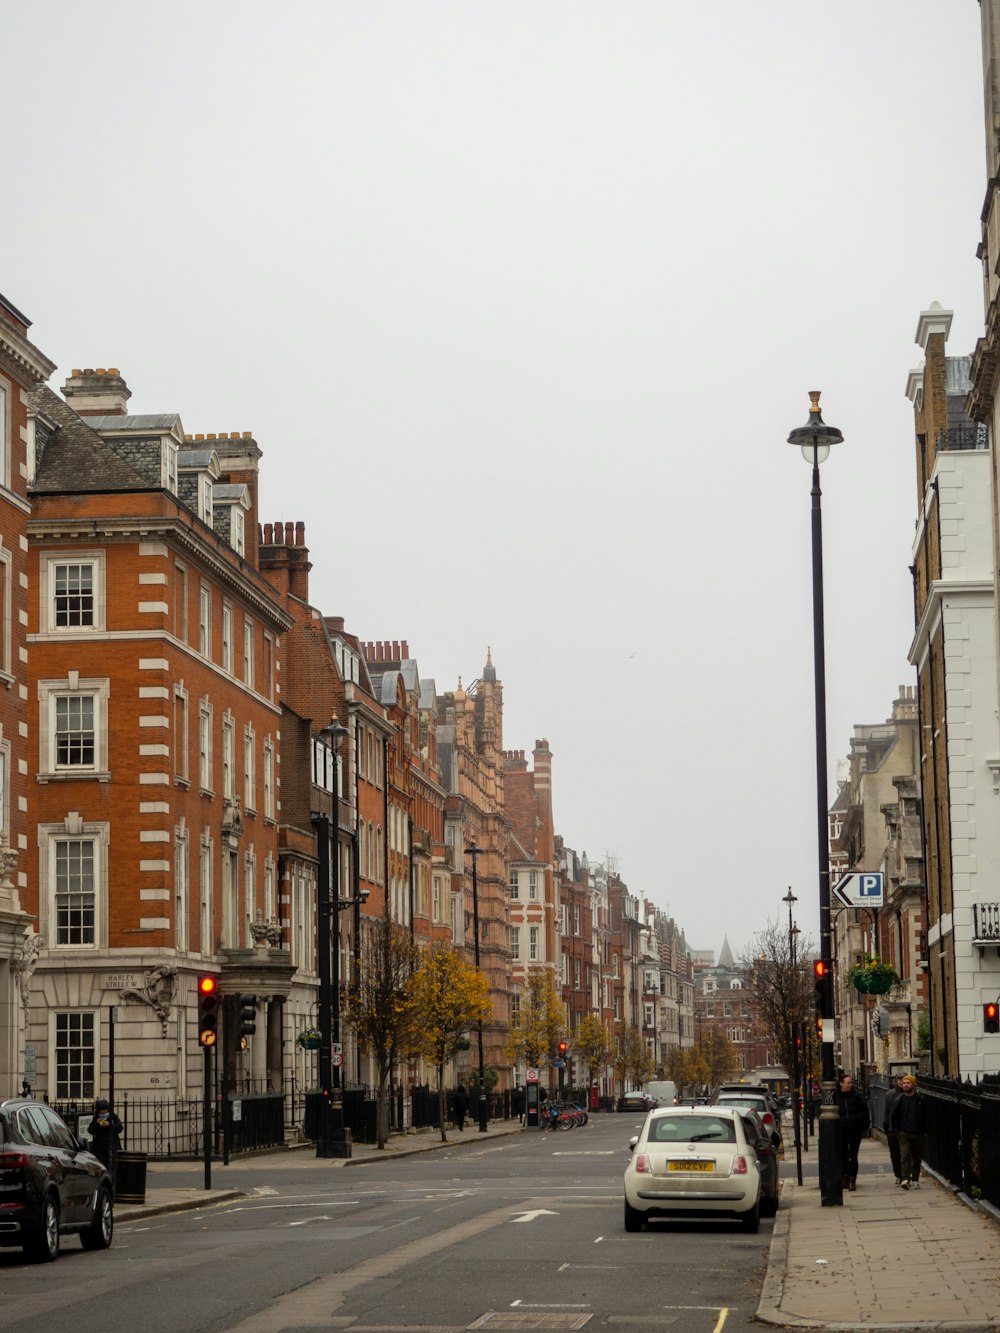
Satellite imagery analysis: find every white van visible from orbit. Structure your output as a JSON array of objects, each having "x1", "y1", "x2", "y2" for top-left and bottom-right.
[{"x1": 641, "y1": 1080, "x2": 678, "y2": 1107}]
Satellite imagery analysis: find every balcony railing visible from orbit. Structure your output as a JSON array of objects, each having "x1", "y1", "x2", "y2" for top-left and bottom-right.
[
  {"x1": 937, "y1": 425, "x2": 988, "y2": 452},
  {"x1": 973, "y1": 901, "x2": 1000, "y2": 943}
]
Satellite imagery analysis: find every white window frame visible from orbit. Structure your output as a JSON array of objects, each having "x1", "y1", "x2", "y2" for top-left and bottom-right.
[
  {"x1": 39, "y1": 551, "x2": 105, "y2": 634},
  {"x1": 173, "y1": 682, "x2": 189, "y2": 784},
  {"x1": 244, "y1": 724, "x2": 256, "y2": 813},
  {"x1": 529, "y1": 926, "x2": 539, "y2": 961},
  {"x1": 38, "y1": 676, "x2": 109, "y2": 777},
  {"x1": 199, "y1": 583, "x2": 212, "y2": 658},
  {"x1": 174, "y1": 562, "x2": 188, "y2": 642},
  {"x1": 232, "y1": 507, "x2": 246, "y2": 557},
  {"x1": 200, "y1": 830, "x2": 214, "y2": 954},
  {"x1": 222, "y1": 712, "x2": 235, "y2": 804},
  {"x1": 38, "y1": 818, "x2": 110, "y2": 951},
  {"x1": 52, "y1": 1010, "x2": 97, "y2": 1101},
  {"x1": 0, "y1": 380, "x2": 7, "y2": 489},
  {"x1": 243, "y1": 617, "x2": 254, "y2": 688},
  {"x1": 263, "y1": 738, "x2": 275, "y2": 820},
  {"x1": 511, "y1": 926, "x2": 520, "y2": 961},
  {"x1": 221, "y1": 602, "x2": 234, "y2": 674},
  {"x1": 0, "y1": 543, "x2": 11, "y2": 680},
  {"x1": 199, "y1": 699, "x2": 214, "y2": 793},
  {"x1": 163, "y1": 440, "x2": 178, "y2": 494},
  {"x1": 175, "y1": 821, "x2": 189, "y2": 951},
  {"x1": 529, "y1": 870, "x2": 537, "y2": 901}
]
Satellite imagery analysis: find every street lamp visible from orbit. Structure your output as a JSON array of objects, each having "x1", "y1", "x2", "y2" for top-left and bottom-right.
[
  {"x1": 783, "y1": 887, "x2": 803, "y2": 1186},
  {"x1": 787, "y1": 391, "x2": 844, "y2": 1207},
  {"x1": 315, "y1": 719, "x2": 350, "y2": 1158},
  {"x1": 464, "y1": 841, "x2": 489, "y2": 1133}
]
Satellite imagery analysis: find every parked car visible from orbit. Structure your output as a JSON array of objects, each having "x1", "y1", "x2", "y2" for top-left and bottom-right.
[
  {"x1": 736, "y1": 1107, "x2": 779, "y2": 1217},
  {"x1": 676, "y1": 1096, "x2": 711, "y2": 1107},
  {"x1": 712, "y1": 1091, "x2": 783, "y2": 1152},
  {"x1": 623, "y1": 1105, "x2": 762, "y2": 1233},
  {"x1": 0, "y1": 1098, "x2": 114, "y2": 1262},
  {"x1": 617, "y1": 1091, "x2": 658, "y2": 1113},
  {"x1": 715, "y1": 1083, "x2": 780, "y2": 1110}
]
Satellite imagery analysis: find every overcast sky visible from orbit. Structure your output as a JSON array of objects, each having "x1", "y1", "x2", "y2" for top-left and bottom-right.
[{"x1": 4, "y1": 2, "x2": 987, "y2": 959}]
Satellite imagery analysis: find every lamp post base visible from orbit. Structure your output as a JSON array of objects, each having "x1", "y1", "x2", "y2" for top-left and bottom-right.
[
  {"x1": 478, "y1": 1095, "x2": 488, "y2": 1133},
  {"x1": 316, "y1": 1099, "x2": 353, "y2": 1159}
]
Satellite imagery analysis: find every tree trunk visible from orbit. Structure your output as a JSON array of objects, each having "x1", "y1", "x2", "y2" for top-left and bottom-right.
[
  {"x1": 438, "y1": 1064, "x2": 448, "y2": 1142},
  {"x1": 376, "y1": 1071, "x2": 390, "y2": 1149}
]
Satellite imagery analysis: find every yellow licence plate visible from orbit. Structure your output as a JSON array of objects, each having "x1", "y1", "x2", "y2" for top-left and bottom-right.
[{"x1": 668, "y1": 1160, "x2": 713, "y2": 1172}]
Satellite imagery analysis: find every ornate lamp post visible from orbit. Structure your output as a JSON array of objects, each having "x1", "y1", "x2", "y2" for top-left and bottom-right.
[
  {"x1": 464, "y1": 841, "x2": 489, "y2": 1133},
  {"x1": 315, "y1": 719, "x2": 350, "y2": 1158},
  {"x1": 787, "y1": 391, "x2": 844, "y2": 1206}
]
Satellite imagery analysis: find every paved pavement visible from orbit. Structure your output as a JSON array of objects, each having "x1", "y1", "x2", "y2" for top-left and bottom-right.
[
  {"x1": 757, "y1": 1137, "x2": 1000, "y2": 1330},
  {"x1": 113, "y1": 1118, "x2": 526, "y2": 1224}
]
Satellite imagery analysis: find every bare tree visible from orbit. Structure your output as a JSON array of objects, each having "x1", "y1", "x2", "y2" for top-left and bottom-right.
[{"x1": 739, "y1": 919, "x2": 816, "y2": 1087}]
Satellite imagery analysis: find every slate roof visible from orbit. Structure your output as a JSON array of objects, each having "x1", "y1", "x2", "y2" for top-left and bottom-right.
[
  {"x1": 83, "y1": 413, "x2": 182, "y2": 433},
  {"x1": 29, "y1": 385, "x2": 150, "y2": 493}
]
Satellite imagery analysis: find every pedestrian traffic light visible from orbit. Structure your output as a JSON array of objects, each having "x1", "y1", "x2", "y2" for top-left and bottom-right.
[
  {"x1": 984, "y1": 1002, "x2": 1000, "y2": 1034},
  {"x1": 197, "y1": 975, "x2": 219, "y2": 1047},
  {"x1": 239, "y1": 994, "x2": 257, "y2": 1038}
]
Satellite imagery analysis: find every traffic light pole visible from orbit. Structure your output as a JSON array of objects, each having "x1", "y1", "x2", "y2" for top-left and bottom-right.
[{"x1": 203, "y1": 1042, "x2": 212, "y2": 1191}]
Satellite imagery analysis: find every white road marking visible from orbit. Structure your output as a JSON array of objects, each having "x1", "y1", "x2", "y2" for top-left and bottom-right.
[
  {"x1": 288, "y1": 1216, "x2": 334, "y2": 1227},
  {"x1": 510, "y1": 1209, "x2": 558, "y2": 1223},
  {"x1": 222, "y1": 1201, "x2": 360, "y2": 1213},
  {"x1": 510, "y1": 1302, "x2": 590, "y2": 1310},
  {"x1": 552, "y1": 1151, "x2": 616, "y2": 1156}
]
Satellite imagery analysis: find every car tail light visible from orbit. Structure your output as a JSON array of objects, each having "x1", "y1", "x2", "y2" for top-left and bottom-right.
[
  {"x1": 762, "y1": 1112, "x2": 775, "y2": 1125},
  {"x1": 0, "y1": 1152, "x2": 30, "y2": 1169},
  {"x1": 730, "y1": 1155, "x2": 749, "y2": 1175},
  {"x1": 634, "y1": 1154, "x2": 651, "y2": 1174}
]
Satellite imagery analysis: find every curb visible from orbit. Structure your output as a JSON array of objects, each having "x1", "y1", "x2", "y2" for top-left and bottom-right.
[{"x1": 115, "y1": 1189, "x2": 245, "y2": 1224}]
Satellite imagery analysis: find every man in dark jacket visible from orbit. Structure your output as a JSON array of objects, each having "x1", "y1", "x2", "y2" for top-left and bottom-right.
[
  {"x1": 887, "y1": 1074, "x2": 927, "y2": 1188},
  {"x1": 453, "y1": 1084, "x2": 468, "y2": 1132},
  {"x1": 837, "y1": 1073, "x2": 870, "y2": 1190},
  {"x1": 882, "y1": 1074, "x2": 907, "y2": 1185},
  {"x1": 86, "y1": 1098, "x2": 123, "y2": 1173}
]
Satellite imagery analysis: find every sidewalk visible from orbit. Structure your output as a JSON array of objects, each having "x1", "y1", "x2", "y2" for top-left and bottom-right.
[
  {"x1": 113, "y1": 1119, "x2": 524, "y2": 1225},
  {"x1": 757, "y1": 1138, "x2": 1000, "y2": 1330}
]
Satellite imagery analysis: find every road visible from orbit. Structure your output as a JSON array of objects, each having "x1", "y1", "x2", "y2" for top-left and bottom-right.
[{"x1": 0, "y1": 1112, "x2": 779, "y2": 1333}]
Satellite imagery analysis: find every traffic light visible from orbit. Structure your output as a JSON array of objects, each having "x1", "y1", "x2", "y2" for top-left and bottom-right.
[
  {"x1": 197, "y1": 975, "x2": 219, "y2": 1047},
  {"x1": 557, "y1": 1041, "x2": 568, "y2": 1057},
  {"x1": 984, "y1": 1002, "x2": 1000, "y2": 1034},
  {"x1": 239, "y1": 994, "x2": 257, "y2": 1038}
]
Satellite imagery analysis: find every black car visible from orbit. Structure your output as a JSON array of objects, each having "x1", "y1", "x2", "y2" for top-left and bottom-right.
[
  {"x1": 0, "y1": 1098, "x2": 114, "y2": 1261},
  {"x1": 737, "y1": 1107, "x2": 780, "y2": 1217}
]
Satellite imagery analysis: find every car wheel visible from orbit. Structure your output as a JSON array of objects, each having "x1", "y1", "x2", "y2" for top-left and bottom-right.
[
  {"x1": 624, "y1": 1200, "x2": 645, "y2": 1232},
  {"x1": 740, "y1": 1199, "x2": 760, "y2": 1233},
  {"x1": 81, "y1": 1186, "x2": 114, "y2": 1251},
  {"x1": 27, "y1": 1194, "x2": 60, "y2": 1263},
  {"x1": 760, "y1": 1193, "x2": 778, "y2": 1218}
]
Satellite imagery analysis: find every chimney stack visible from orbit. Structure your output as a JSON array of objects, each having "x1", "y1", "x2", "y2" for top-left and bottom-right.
[{"x1": 62, "y1": 368, "x2": 131, "y2": 416}]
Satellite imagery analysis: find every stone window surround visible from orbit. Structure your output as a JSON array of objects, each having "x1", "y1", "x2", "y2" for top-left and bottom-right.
[{"x1": 38, "y1": 549, "x2": 106, "y2": 635}]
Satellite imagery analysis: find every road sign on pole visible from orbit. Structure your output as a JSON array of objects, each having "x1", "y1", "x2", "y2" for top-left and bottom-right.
[{"x1": 833, "y1": 872, "x2": 884, "y2": 909}]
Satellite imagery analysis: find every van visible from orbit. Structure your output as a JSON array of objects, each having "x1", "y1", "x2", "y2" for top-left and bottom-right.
[{"x1": 641, "y1": 1080, "x2": 678, "y2": 1107}]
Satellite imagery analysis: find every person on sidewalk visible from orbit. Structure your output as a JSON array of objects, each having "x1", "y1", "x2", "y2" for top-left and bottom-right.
[
  {"x1": 837, "y1": 1073, "x2": 870, "y2": 1190},
  {"x1": 513, "y1": 1085, "x2": 525, "y2": 1125},
  {"x1": 453, "y1": 1084, "x2": 468, "y2": 1132},
  {"x1": 887, "y1": 1074, "x2": 927, "y2": 1188},
  {"x1": 87, "y1": 1098, "x2": 123, "y2": 1174},
  {"x1": 882, "y1": 1073, "x2": 907, "y2": 1185}
]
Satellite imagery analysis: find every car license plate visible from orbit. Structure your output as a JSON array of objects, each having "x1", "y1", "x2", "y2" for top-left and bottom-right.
[{"x1": 668, "y1": 1160, "x2": 712, "y2": 1172}]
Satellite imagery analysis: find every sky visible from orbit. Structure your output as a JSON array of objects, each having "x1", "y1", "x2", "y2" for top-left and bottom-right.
[{"x1": 3, "y1": 1, "x2": 988, "y2": 960}]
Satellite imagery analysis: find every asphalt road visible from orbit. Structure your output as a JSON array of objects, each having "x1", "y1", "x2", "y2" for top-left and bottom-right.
[{"x1": 0, "y1": 1113, "x2": 778, "y2": 1333}]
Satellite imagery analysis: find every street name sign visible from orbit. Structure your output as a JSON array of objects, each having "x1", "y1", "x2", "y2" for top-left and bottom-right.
[{"x1": 833, "y1": 872, "x2": 884, "y2": 909}]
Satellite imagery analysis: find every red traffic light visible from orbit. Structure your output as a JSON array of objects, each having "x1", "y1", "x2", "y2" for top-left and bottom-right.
[
  {"x1": 813, "y1": 960, "x2": 826, "y2": 979},
  {"x1": 199, "y1": 975, "x2": 217, "y2": 996},
  {"x1": 984, "y1": 1002, "x2": 1000, "y2": 1034},
  {"x1": 557, "y1": 1041, "x2": 568, "y2": 1055}
]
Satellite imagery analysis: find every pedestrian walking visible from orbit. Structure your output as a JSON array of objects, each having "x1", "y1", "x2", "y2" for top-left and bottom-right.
[
  {"x1": 887, "y1": 1074, "x2": 927, "y2": 1188},
  {"x1": 86, "y1": 1098, "x2": 123, "y2": 1174},
  {"x1": 513, "y1": 1085, "x2": 525, "y2": 1125},
  {"x1": 836, "y1": 1073, "x2": 870, "y2": 1191},
  {"x1": 882, "y1": 1074, "x2": 907, "y2": 1185},
  {"x1": 453, "y1": 1083, "x2": 468, "y2": 1132}
]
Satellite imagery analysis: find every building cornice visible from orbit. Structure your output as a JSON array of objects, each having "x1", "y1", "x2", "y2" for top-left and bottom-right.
[
  {"x1": 909, "y1": 578, "x2": 995, "y2": 664},
  {"x1": 0, "y1": 327, "x2": 56, "y2": 387}
]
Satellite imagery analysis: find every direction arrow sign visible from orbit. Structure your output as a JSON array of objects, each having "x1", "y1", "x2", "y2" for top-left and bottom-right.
[
  {"x1": 511, "y1": 1209, "x2": 558, "y2": 1223},
  {"x1": 833, "y1": 872, "x2": 884, "y2": 909}
]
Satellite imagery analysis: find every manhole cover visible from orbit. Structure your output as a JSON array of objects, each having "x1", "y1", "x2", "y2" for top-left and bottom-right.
[{"x1": 469, "y1": 1316, "x2": 593, "y2": 1330}]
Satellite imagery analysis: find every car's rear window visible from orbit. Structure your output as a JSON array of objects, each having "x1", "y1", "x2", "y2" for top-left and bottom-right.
[{"x1": 649, "y1": 1115, "x2": 736, "y2": 1143}]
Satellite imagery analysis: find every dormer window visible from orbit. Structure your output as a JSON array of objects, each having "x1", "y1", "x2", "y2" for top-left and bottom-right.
[
  {"x1": 163, "y1": 441, "x2": 178, "y2": 494},
  {"x1": 198, "y1": 474, "x2": 214, "y2": 526},
  {"x1": 232, "y1": 508, "x2": 245, "y2": 556}
]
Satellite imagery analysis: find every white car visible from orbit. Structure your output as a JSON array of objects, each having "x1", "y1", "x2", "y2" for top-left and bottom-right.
[{"x1": 623, "y1": 1105, "x2": 762, "y2": 1233}]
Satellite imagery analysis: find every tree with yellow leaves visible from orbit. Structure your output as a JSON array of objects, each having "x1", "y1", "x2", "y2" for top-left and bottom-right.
[
  {"x1": 574, "y1": 1013, "x2": 611, "y2": 1092},
  {"x1": 505, "y1": 967, "x2": 566, "y2": 1090},
  {"x1": 408, "y1": 945, "x2": 492, "y2": 1141}
]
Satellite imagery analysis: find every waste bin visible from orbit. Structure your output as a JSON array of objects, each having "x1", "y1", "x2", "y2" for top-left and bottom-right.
[{"x1": 114, "y1": 1151, "x2": 148, "y2": 1204}]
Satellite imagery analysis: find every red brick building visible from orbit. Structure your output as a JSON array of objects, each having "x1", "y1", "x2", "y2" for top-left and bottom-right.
[
  {"x1": 0, "y1": 294, "x2": 55, "y2": 1097},
  {"x1": 24, "y1": 373, "x2": 290, "y2": 1102}
]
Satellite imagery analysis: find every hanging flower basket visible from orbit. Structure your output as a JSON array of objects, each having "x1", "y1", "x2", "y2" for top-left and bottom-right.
[
  {"x1": 297, "y1": 1029, "x2": 322, "y2": 1050},
  {"x1": 848, "y1": 957, "x2": 899, "y2": 996}
]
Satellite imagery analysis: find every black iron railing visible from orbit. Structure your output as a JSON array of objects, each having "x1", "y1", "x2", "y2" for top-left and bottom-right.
[
  {"x1": 973, "y1": 902, "x2": 1000, "y2": 943},
  {"x1": 937, "y1": 425, "x2": 989, "y2": 451}
]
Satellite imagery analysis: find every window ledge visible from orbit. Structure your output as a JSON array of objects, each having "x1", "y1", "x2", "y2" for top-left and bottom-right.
[
  {"x1": 174, "y1": 777, "x2": 191, "y2": 790},
  {"x1": 37, "y1": 771, "x2": 112, "y2": 784}
]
